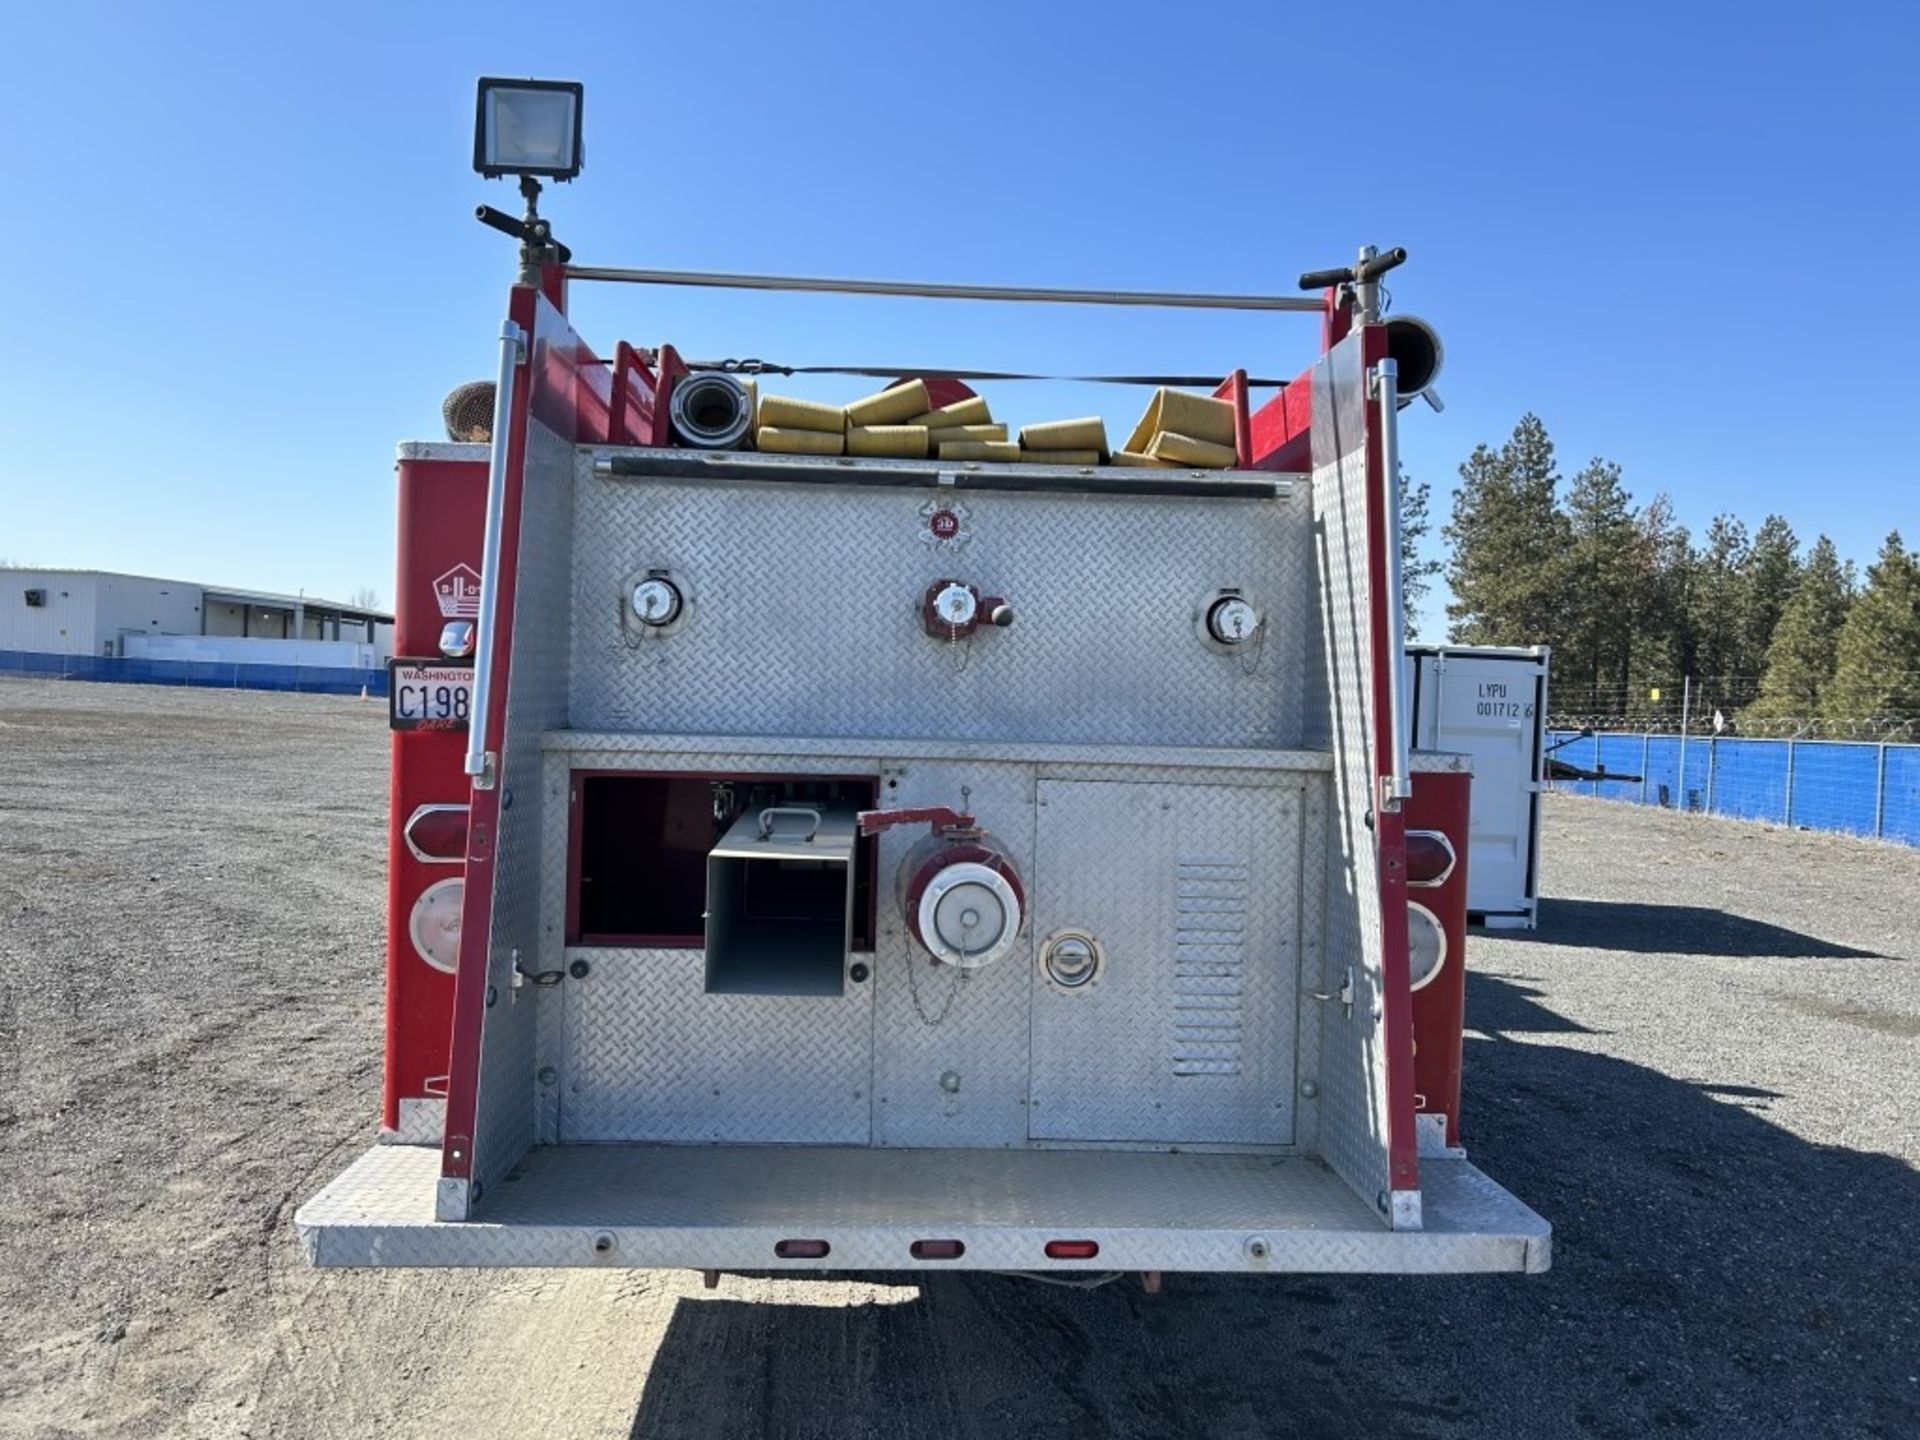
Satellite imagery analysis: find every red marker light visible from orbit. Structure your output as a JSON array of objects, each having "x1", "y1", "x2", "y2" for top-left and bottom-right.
[
  {"x1": 910, "y1": 1239, "x2": 965, "y2": 1260},
  {"x1": 404, "y1": 804, "x2": 470, "y2": 863},
  {"x1": 1044, "y1": 1240, "x2": 1100, "y2": 1260},
  {"x1": 1404, "y1": 830, "x2": 1456, "y2": 887},
  {"x1": 773, "y1": 1239, "x2": 830, "y2": 1259}
]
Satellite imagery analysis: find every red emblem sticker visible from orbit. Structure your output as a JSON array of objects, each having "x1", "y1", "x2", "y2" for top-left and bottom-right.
[{"x1": 929, "y1": 509, "x2": 961, "y2": 540}]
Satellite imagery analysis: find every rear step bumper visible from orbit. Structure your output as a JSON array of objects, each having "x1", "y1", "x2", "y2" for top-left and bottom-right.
[{"x1": 296, "y1": 1145, "x2": 1549, "y2": 1275}]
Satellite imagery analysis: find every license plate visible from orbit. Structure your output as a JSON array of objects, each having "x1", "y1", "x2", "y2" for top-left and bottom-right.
[{"x1": 389, "y1": 662, "x2": 473, "y2": 731}]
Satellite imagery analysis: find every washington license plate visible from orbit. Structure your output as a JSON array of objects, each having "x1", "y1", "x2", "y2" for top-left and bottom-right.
[{"x1": 389, "y1": 662, "x2": 473, "y2": 731}]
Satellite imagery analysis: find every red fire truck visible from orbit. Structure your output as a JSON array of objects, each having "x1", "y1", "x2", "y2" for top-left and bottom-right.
[{"x1": 296, "y1": 78, "x2": 1547, "y2": 1282}]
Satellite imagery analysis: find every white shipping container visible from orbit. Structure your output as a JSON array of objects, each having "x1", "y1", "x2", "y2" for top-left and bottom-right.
[{"x1": 1405, "y1": 645, "x2": 1549, "y2": 928}]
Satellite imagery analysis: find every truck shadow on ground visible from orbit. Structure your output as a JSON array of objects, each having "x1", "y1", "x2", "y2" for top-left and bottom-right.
[
  {"x1": 1500, "y1": 897, "x2": 1880, "y2": 959},
  {"x1": 625, "y1": 972, "x2": 1916, "y2": 1440}
]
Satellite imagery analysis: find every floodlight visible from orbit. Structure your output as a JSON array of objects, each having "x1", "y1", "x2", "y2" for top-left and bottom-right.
[{"x1": 474, "y1": 78, "x2": 583, "y2": 180}]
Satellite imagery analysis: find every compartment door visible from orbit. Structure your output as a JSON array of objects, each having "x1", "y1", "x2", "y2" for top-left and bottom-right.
[{"x1": 1030, "y1": 780, "x2": 1300, "y2": 1145}]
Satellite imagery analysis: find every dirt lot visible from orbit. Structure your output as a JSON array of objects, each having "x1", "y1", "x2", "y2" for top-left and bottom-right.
[{"x1": 0, "y1": 678, "x2": 1914, "y2": 1440}]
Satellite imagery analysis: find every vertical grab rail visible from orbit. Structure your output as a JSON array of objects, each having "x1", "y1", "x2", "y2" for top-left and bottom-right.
[
  {"x1": 465, "y1": 318, "x2": 527, "y2": 785},
  {"x1": 1373, "y1": 357, "x2": 1413, "y2": 810}
]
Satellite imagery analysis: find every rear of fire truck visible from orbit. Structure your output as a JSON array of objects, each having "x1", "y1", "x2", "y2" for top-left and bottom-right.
[{"x1": 296, "y1": 78, "x2": 1548, "y2": 1280}]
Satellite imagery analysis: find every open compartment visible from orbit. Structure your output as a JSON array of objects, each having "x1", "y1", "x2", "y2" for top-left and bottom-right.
[{"x1": 568, "y1": 771, "x2": 878, "y2": 953}]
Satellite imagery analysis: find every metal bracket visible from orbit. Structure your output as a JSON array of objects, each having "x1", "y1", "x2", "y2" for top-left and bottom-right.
[{"x1": 1309, "y1": 964, "x2": 1356, "y2": 1019}]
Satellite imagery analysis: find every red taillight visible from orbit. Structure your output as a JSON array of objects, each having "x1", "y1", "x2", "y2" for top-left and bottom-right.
[
  {"x1": 1404, "y1": 830, "x2": 1456, "y2": 887},
  {"x1": 405, "y1": 804, "x2": 470, "y2": 863},
  {"x1": 1044, "y1": 1240, "x2": 1100, "y2": 1260},
  {"x1": 774, "y1": 1239, "x2": 830, "y2": 1259},
  {"x1": 910, "y1": 1239, "x2": 965, "y2": 1260}
]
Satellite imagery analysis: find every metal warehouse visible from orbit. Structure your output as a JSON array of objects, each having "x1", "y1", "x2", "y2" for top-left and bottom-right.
[{"x1": 0, "y1": 568, "x2": 394, "y2": 686}]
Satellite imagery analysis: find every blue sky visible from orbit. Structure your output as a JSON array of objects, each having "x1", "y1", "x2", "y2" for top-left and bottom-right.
[{"x1": 2, "y1": 3, "x2": 1914, "y2": 634}]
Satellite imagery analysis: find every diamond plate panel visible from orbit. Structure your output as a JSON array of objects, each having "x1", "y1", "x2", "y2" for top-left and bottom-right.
[
  {"x1": 559, "y1": 949, "x2": 873, "y2": 1144},
  {"x1": 870, "y1": 762, "x2": 1036, "y2": 1149},
  {"x1": 1308, "y1": 335, "x2": 1395, "y2": 1215},
  {"x1": 469, "y1": 417, "x2": 574, "y2": 1200},
  {"x1": 296, "y1": 1144, "x2": 1548, "y2": 1274},
  {"x1": 1030, "y1": 780, "x2": 1302, "y2": 1144},
  {"x1": 567, "y1": 457, "x2": 1313, "y2": 749}
]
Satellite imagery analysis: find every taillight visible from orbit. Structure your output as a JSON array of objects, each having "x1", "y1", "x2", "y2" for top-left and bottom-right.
[
  {"x1": 404, "y1": 804, "x2": 469, "y2": 863},
  {"x1": 1044, "y1": 1240, "x2": 1100, "y2": 1260},
  {"x1": 1404, "y1": 830, "x2": 1456, "y2": 887},
  {"x1": 409, "y1": 878, "x2": 464, "y2": 973},
  {"x1": 1407, "y1": 901, "x2": 1447, "y2": 991},
  {"x1": 910, "y1": 1239, "x2": 965, "y2": 1260}
]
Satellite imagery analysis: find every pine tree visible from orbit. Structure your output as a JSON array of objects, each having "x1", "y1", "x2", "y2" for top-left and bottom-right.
[
  {"x1": 1824, "y1": 532, "x2": 1920, "y2": 733},
  {"x1": 1739, "y1": 515, "x2": 1801, "y2": 679},
  {"x1": 1687, "y1": 514, "x2": 1751, "y2": 711},
  {"x1": 1750, "y1": 535, "x2": 1851, "y2": 728},
  {"x1": 1558, "y1": 459, "x2": 1640, "y2": 708},
  {"x1": 1624, "y1": 494, "x2": 1692, "y2": 716},
  {"x1": 1444, "y1": 414, "x2": 1569, "y2": 645},
  {"x1": 1399, "y1": 468, "x2": 1442, "y2": 639}
]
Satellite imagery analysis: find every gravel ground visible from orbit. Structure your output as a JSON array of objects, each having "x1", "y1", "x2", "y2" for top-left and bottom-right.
[{"x1": 0, "y1": 677, "x2": 1914, "y2": 1439}]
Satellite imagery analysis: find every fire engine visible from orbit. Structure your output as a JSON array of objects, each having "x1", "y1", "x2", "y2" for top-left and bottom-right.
[{"x1": 296, "y1": 77, "x2": 1548, "y2": 1282}]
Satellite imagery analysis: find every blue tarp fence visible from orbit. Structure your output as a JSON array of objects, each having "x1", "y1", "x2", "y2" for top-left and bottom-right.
[
  {"x1": 1548, "y1": 729, "x2": 1920, "y2": 849},
  {"x1": 0, "y1": 648, "x2": 387, "y2": 698}
]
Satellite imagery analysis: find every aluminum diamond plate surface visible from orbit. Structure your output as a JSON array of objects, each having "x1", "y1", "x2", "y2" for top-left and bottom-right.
[
  {"x1": 870, "y1": 762, "x2": 1036, "y2": 1149},
  {"x1": 1030, "y1": 779, "x2": 1302, "y2": 1144},
  {"x1": 1309, "y1": 336, "x2": 1396, "y2": 1217},
  {"x1": 467, "y1": 417, "x2": 574, "y2": 1205},
  {"x1": 558, "y1": 948, "x2": 873, "y2": 1143},
  {"x1": 296, "y1": 1143, "x2": 1549, "y2": 1274},
  {"x1": 567, "y1": 458, "x2": 1313, "y2": 748}
]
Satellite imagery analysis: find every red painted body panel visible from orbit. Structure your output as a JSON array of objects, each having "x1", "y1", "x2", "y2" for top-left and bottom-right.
[
  {"x1": 609, "y1": 341, "x2": 660, "y2": 446},
  {"x1": 383, "y1": 455, "x2": 489, "y2": 1129},
  {"x1": 1406, "y1": 771, "x2": 1471, "y2": 1146},
  {"x1": 1248, "y1": 367, "x2": 1314, "y2": 472}
]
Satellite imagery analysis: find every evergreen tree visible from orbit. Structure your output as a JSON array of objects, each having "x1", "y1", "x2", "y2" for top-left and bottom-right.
[
  {"x1": 1824, "y1": 532, "x2": 1920, "y2": 732},
  {"x1": 1444, "y1": 414, "x2": 1569, "y2": 645},
  {"x1": 1558, "y1": 458, "x2": 1640, "y2": 704},
  {"x1": 1686, "y1": 514, "x2": 1751, "y2": 709},
  {"x1": 1739, "y1": 515, "x2": 1801, "y2": 679},
  {"x1": 1750, "y1": 535, "x2": 1851, "y2": 726},
  {"x1": 1625, "y1": 494, "x2": 1692, "y2": 713},
  {"x1": 1399, "y1": 467, "x2": 1442, "y2": 639}
]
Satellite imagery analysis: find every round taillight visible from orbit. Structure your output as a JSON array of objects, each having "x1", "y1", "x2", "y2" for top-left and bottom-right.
[
  {"x1": 1407, "y1": 901, "x2": 1447, "y2": 992},
  {"x1": 410, "y1": 878, "x2": 464, "y2": 973}
]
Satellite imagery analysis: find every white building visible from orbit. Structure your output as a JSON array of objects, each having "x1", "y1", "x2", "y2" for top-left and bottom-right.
[{"x1": 1, "y1": 569, "x2": 393, "y2": 674}]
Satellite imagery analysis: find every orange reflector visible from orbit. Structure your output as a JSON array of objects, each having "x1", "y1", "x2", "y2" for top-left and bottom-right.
[
  {"x1": 910, "y1": 1239, "x2": 965, "y2": 1260},
  {"x1": 1404, "y1": 830, "x2": 1456, "y2": 887},
  {"x1": 773, "y1": 1239, "x2": 830, "y2": 1259},
  {"x1": 1044, "y1": 1239, "x2": 1100, "y2": 1260},
  {"x1": 404, "y1": 804, "x2": 470, "y2": 863}
]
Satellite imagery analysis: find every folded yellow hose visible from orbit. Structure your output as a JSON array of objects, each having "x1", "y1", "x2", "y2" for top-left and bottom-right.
[
  {"x1": 758, "y1": 394, "x2": 846, "y2": 433},
  {"x1": 1111, "y1": 451, "x2": 1173, "y2": 467},
  {"x1": 1146, "y1": 430, "x2": 1237, "y2": 468},
  {"x1": 1019, "y1": 417, "x2": 1109, "y2": 455},
  {"x1": 757, "y1": 426, "x2": 845, "y2": 455},
  {"x1": 1124, "y1": 388, "x2": 1236, "y2": 455},
  {"x1": 847, "y1": 425, "x2": 929, "y2": 458},
  {"x1": 938, "y1": 440, "x2": 1022, "y2": 462},
  {"x1": 907, "y1": 396, "x2": 992, "y2": 430},
  {"x1": 928, "y1": 424, "x2": 1008, "y2": 447},
  {"x1": 845, "y1": 380, "x2": 930, "y2": 427},
  {"x1": 1019, "y1": 449, "x2": 1102, "y2": 466}
]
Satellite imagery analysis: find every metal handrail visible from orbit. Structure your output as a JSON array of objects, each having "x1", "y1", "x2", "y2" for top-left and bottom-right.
[
  {"x1": 1374, "y1": 357, "x2": 1413, "y2": 811},
  {"x1": 563, "y1": 265, "x2": 1326, "y2": 313},
  {"x1": 464, "y1": 318, "x2": 526, "y2": 785}
]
